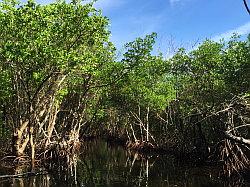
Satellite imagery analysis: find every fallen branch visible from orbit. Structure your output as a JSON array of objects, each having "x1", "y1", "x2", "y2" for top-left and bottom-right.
[
  {"x1": 0, "y1": 171, "x2": 48, "y2": 179},
  {"x1": 225, "y1": 130, "x2": 250, "y2": 146},
  {"x1": 226, "y1": 124, "x2": 250, "y2": 133}
]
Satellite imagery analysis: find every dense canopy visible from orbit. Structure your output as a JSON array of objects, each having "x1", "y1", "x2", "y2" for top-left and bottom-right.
[{"x1": 0, "y1": 0, "x2": 249, "y2": 180}]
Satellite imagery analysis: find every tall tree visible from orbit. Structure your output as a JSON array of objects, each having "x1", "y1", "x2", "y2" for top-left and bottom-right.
[{"x1": 0, "y1": 0, "x2": 114, "y2": 161}]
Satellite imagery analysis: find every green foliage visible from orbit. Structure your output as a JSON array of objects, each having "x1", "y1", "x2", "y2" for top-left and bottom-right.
[
  {"x1": 0, "y1": 0, "x2": 115, "y2": 145},
  {"x1": 0, "y1": 0, "x2": 112, "y2": 94},
  {"x1": 170, "y1": 36, "x2": 250, "y2": 112},
  {"x1": 109, "y1": 33, "x2": 175, "y2": 111},
  {"x1": 0, "y1": 0, "x2": 249, "y2": 162},
  {"x1": 222, "y1": 35, "x2": 250, "y2": 94}
]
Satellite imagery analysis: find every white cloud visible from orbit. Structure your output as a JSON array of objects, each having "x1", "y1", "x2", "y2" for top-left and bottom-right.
[
  {"x1": 93, "y1": 0, "x2": 125, "y2": 10},
  {"x1": 212, "y1": 21, "x2": 250, "y2": 41},
  {"x1": 170, "y1": 0, "x2": 182, "y2": 4},
  {"x1": 169, "y1": 0, "x2": 189, "y2": 6}
]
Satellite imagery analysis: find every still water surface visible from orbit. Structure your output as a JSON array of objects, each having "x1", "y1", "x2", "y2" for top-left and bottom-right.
[{"x1": 0, "y1": 140, "x2": 249, "y2": 187}]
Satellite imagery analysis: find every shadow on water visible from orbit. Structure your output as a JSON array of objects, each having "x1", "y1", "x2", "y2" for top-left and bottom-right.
[{"x1": 1, "y1": 139, "x2": 250, "y2": 187}]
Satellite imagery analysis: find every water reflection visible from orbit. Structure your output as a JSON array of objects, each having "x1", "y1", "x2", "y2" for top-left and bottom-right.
[
  {"x1": 0, "y1": 139, "x2": 249, "y2": 187},
  {"x1": 75, "y1": 140, "x2": 218, "y2": 187}
]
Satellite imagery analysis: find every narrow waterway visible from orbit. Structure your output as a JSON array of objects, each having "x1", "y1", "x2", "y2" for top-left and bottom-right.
[{"x1": 0, "y1": 139, "x2": 249, "y2": 187}]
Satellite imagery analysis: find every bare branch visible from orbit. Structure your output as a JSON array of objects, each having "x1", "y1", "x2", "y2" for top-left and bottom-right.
[
  {"x1": 225, "y1": 130, "x2": 250, "y2": 146},
  {"x1": 243, "y1": 0, "x2": 250, "y2": 14}
]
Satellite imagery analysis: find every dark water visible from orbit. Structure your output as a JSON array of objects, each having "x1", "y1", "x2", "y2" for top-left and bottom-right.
[{"x1": 0, "y1": 140, "x2": 249, "y2": 187}]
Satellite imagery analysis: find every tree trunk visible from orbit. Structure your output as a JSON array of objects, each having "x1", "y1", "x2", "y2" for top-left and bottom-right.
[{"x1": 12, "y1": 121, "x2": 29, "y2": 157}]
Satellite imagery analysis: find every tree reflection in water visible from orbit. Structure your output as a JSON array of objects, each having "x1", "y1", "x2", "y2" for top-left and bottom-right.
[{"x1": 0, "y1": 139, "x2": 249, "y2": 187}]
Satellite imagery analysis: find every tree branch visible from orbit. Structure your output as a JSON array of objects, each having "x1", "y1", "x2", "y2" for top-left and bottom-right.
[
  {"x1": 243, "y1": 0, "x2": 250, "y2": 14},
  {"x1": 225, "y1": 130, "x2": 250, "y2": 146}
]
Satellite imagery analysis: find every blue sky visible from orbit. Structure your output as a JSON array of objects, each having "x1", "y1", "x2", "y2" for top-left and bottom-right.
[{"x1": 37, "y1": 0, "x2": 250, "y2": 56}]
